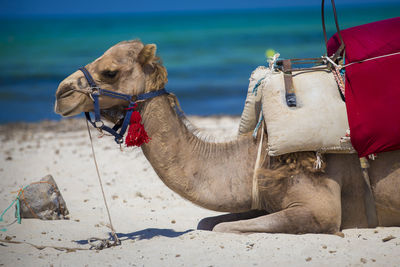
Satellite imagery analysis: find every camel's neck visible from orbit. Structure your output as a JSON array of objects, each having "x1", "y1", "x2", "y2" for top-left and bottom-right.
[{"x1": 139, "y1": 94, "x2": 259, "y2": 212}]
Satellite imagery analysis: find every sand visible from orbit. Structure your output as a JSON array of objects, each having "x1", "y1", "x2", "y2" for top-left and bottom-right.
[{"x1": 0, "y1": 116, "x2": 399, "y2": 267}]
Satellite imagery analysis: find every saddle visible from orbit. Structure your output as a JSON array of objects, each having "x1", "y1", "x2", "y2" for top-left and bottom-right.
[
  {"x1": 327, "y1": 17, "x2": 400, "y2": 157},
  {"x1": 240, "y1": 2, "x2": 400, "y2": 158},
  {"x1": 241, "y1": 0, "x2": 400, "y2": 227},
  {"x1": 239, "y1": 64, "x2": 354, "y2": 156}
]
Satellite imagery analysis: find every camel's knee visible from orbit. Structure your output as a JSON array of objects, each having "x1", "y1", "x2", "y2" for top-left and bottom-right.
[
  {"x1": 293, "y1": 202, "x2": 341, "y2": 234},
  {"x1": 284, "y1": 183, "x2": 342, "y2": 233},
  {"x1": 309, "y1": 208, "x2": 340, "y2": 233}
]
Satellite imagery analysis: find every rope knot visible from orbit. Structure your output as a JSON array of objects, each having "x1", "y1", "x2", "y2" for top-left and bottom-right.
[{"x1": 125, "y1": 103, "x2": 138, "y2": 111}]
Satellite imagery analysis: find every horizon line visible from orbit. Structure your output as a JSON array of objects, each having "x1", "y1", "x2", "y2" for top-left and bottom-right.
[{"x1": 1, "y1": 3, "x2": 399, "y2": 19}]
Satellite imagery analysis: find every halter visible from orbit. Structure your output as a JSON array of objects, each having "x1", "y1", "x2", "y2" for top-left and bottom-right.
[{"x1": 78, "y1": 66, "x2": 168, "y2": 144}]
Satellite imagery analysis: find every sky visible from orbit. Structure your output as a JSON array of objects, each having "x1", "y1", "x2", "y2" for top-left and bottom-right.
[{"x1": 1, "y1": 0, "x2": 399, "y2": 16}]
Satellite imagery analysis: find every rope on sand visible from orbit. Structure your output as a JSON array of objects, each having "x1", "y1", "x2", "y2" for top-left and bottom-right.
[
  {"x1": 0, "y1": 190, "x2": 22, "y2": 231},
  {"x1": 0, "y1": 238, "x2": 90, "y2": 252},
  {"x1": 0, "y1": 122, "x2": 121, "y2": 250},
  {"x1": 85, "y1": 119, "x2": 121, "y2": 249},
  {"x1": 0, "y1": 181, "x2": 58, "y2": 231}
]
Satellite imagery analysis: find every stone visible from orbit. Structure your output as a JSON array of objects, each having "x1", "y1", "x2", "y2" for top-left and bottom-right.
[{"x1": 19, "y1": 175, "x2": 69, "y2": 220}]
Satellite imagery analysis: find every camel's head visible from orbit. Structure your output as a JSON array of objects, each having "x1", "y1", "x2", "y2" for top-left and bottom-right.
[{"x1": 55, "y1": 40, "x2": 168, "y2": 120}]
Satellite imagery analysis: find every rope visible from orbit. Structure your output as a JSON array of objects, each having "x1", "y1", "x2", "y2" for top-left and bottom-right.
[
  {"x1": 342, "y1": 51, "x2": 400, "y2": 68},
  {"x1": 0, "y1": 195, "x2": 21, "y2": 231},
  {"x1": 268, "y1": 53, "x2": 280, "y2": 69},
  {"x1": 0, "y1": 238, "x2": 90, "y2": 252},
  {"x1": 0, "y1": 129, "x2": 121, "y2": 249},
  {"x1": 252, "y1": 52, "x2": 279, "y2": 96},
  {"x1": 323, "y1": 51, "x2": 400, "y2": 70},
  {"x1": 314, "y1": 151, "x2": 323, "y2": 170},
  {"x1": 168, "y1": 93, "x2": 185, "y2": 117},
  {"x1": 86, "y1": 119, "x2": 121, "y2": 249},
  {"x1": 252, "y1": 111, "x2": 264, "y2": 139},
  {"x1": 251, "y1": 122, "x2": 265, "y2": 210},
  {"x1": 332, "y1": 66, "x2": 345, "y2": 97},
  {"x1": 0, "y1": 181, "x2": 64, "y2": 232},
  {"x1": 324, "y1": 55, "x2": 340, "y2": 68},
  {"x1": 0, "y1": 184, "x2": 37, "y2": 230},
  {"x1": 252, "y1": 78, "x2": 265, "y2": 95}
]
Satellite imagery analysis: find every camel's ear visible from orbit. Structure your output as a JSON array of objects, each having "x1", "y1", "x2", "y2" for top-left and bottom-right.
[{"x1": 138, "y1": 44, "x2": 157, "y2": 66}]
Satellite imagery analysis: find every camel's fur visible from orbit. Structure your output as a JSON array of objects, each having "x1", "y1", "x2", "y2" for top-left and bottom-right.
[
  {"x1": 55, "y1": 40, "x2": 400, "y2": 234},
  {"x1": 256, "y1": 152, "x2": 326, "y2": 211}
]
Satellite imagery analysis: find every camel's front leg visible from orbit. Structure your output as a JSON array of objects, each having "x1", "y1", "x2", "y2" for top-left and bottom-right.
[
  {"x1": 213, "y1": 178, "x2": 342, "y2": 234},
  {"x1": 197, "y1": 210, "x2": 268, "y2": 231},
  {"x1": 213, "y1": 206, "x2": 340, "y2": 234}
]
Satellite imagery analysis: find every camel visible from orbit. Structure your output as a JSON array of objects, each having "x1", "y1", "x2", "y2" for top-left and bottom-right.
[{"x1": 55, "y1": 40, "x2": 400, "y2": 234}]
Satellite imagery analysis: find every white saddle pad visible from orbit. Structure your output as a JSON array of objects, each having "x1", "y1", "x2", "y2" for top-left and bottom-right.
[{"x1": 239, "y1": 66, "x2": 354, "y2": 156}]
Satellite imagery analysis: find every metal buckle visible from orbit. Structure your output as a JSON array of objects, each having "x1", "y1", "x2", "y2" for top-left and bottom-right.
[
  {"x1": 91, "y1": 87, "x2": 101, "y2": 95},
  {"x1": 89, "y1": 87, "x2": 101, "y2": 101},
  {"x1": 94, "y1": 120, "x2": 104, "y2": 128}
]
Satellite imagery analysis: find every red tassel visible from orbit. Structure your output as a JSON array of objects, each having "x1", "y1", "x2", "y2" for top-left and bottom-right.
[{"x1": 125, "y1": 110, "x2": 150, "y2": 147}]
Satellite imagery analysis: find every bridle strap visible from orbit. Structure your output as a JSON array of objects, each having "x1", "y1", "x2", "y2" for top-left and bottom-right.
[
  {"x1": 79, "y1": 67, "x2": 97, "y2": 88},
  {"x1": 78, "y1": 67, "x2": 134, "y2": 102},
  {"x1": 137, "y1": 89, "x2": 168, "y2": 101},
  {"x1": 78, "y1": 66, "x2": 168, "y2": 144}
]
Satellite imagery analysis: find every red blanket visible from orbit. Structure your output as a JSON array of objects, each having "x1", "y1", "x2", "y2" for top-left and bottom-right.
[{"x1": 327, "y1": 17, "x2": 400, "y2": 157}]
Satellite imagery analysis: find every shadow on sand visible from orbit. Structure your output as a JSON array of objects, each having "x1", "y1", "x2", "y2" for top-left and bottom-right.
[{"x1": 74, "y1": 228, "x2": 194, "y2": 245}]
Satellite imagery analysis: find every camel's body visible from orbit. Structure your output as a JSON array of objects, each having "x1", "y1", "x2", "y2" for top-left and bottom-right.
[{"x1": 55, "y1": 40, "x2": 400, "y2": 234}]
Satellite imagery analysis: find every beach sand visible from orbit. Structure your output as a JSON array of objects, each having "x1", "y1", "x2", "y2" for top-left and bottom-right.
[{"x1": 0, "y1": 116, "x2": 399, "y2": 266}]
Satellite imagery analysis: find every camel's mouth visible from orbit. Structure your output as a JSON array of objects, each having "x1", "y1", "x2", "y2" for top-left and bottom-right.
[
  {"x1": 57, "y1": 89, "x2": 75, "y2": 100},
  {"x1": 55, "y1": 91, "x2": 126, "y2": 123},
  {"x1": 55, "y1": 95, "x2": 87, "y2": 117},
  {"x1": 55, "y1": 82, "x2": 89, "y2": 116}
]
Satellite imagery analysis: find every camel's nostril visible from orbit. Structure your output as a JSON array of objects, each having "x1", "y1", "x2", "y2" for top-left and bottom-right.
[{"x1": 56, "y1": 84, "x2": 75, "y2": 99}]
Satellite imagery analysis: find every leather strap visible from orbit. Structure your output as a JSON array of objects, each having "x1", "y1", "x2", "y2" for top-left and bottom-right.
[
  {"x1": 359, "y1": 157, "x2": 379, "y2": 228},
  {"x1": 282, "y1": 60, "x2": 297, "y2": 107},
  {"x1": 321, "y1": 0, "x2": 345, "y2": 60},
  {"x1": 275, "y1": 58, "x2": 327, "y2": 72},
  {"x1": 78, "y1": 67, "x2": 168, "y2": 145}
]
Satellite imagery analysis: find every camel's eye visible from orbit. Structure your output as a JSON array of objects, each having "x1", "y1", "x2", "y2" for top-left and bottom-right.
[{"x1": 101, "y1": 70, "x2": 118, "y2": 79}]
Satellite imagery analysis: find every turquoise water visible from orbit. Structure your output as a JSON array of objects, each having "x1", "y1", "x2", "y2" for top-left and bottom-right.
[{"x1": 0, "y1": 5, "x2": 399, "y2": 123}]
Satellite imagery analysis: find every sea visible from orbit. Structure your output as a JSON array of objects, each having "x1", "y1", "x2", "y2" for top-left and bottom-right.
[{"x1": 0, "y1": 5, "x2": 399, "y2": 123}]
